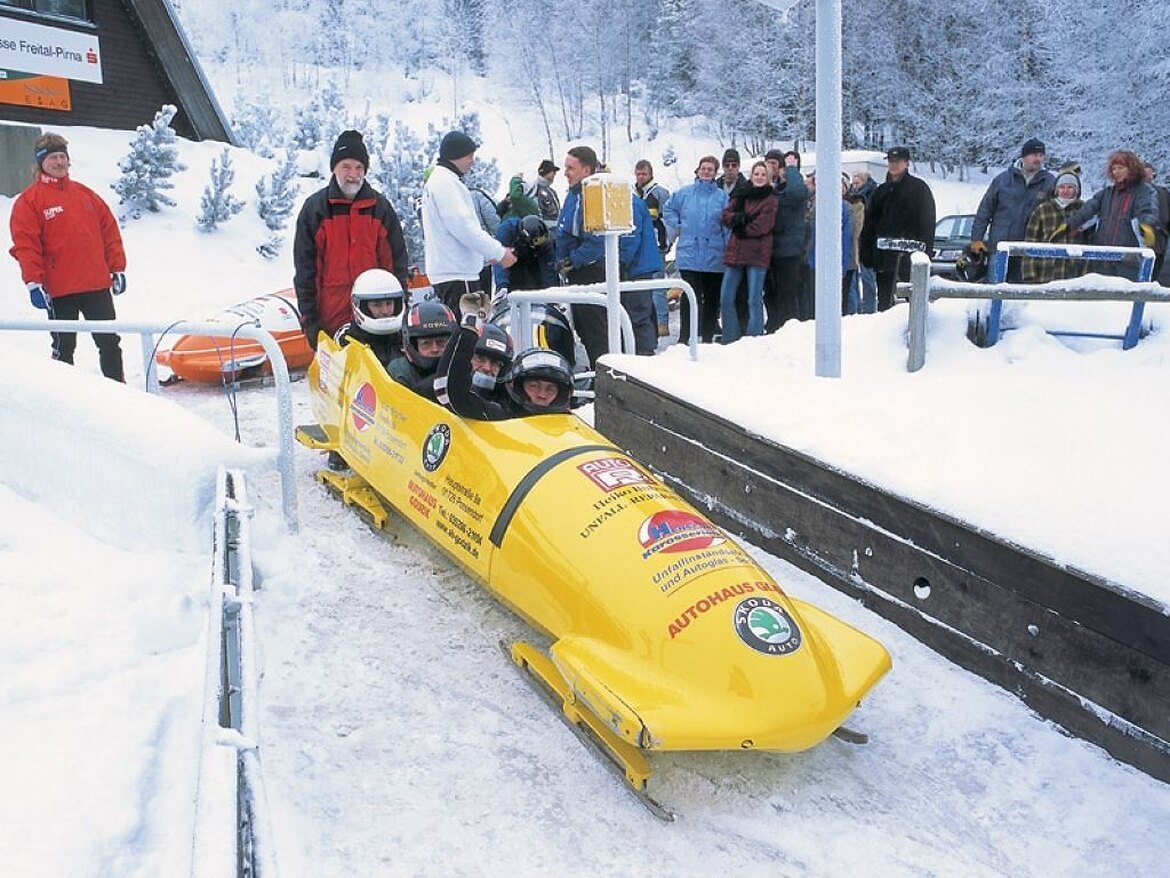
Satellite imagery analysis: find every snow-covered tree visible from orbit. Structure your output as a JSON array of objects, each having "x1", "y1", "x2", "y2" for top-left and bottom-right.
[
  {"x1": 254, "y1": 149, "x2": 301, "y2": 260},
  {"x1": 368, "y1": 117, "x2": 428, "y2": 267},
  {"x1": 196, "y1": 148, "x2": 245, "y2": 232},
  {"x1": 231, "y1": 93, "x2": 284, "y2": 158},
  {"x1": 111, "y1": 105, "x2": 187, "y2": 221},
  {"x1": 255, "y1": 149, "x2": 299, "y2": 232}
]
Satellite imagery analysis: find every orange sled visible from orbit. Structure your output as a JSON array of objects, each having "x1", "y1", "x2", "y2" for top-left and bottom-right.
[{"x1": 155, "y1": 291, "x2": 314, "y2": 383}]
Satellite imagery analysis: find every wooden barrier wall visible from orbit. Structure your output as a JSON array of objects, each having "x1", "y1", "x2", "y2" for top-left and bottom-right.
[{"x1": 594, "y1": 368, "x2": 1170, "y2": 784}]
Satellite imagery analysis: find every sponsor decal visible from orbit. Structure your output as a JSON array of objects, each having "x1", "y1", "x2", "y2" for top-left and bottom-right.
[
  {"x1": 638, "y1": 510, "x2": 725, "y2": 558},
  {"x1": 422, "y1": 423, "x2": 452, "y2": 472},
  {"x1": 351, "y1": 381, "x2": 376, "y2": 432},
  {"x1": 667, "y1": 580, "x2": 782, "y2": 639},
  {"x1": 578, "y1": 456, "x2": 651, "y2": 492},
  {"x1": 733, "y1": 597, "x2": 802, "y2": 656}
]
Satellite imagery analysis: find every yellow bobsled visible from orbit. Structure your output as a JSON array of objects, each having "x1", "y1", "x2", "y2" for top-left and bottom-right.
[{"x1": 299, "y1": 336, "x2": 891, "y2": 808}]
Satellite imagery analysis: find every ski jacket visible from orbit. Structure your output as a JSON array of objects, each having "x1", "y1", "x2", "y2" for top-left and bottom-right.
[
  {"x1": 635, "y1": 179, "x2": 671, "y2": 252},
  {"x1": 9, "y1": 173, "x2": 126, "y2": 298},
  {"x1": 859, "y1": 172, "x2": 937, "y2": 273},
  {"x1": 493, "y1": 217, "x2": 557, "y2": 290},
  {"x1": 662, "y1": 178, "x2": 729, "y2": 273},
  {"x1": 422, "y1": 162, "x2": 506, "y2": 285},
  {"x1": 1064, "y1": 179, "x2": 1159, "y2": 249},
  {"x1": 721, "y1": 184, "x2": 777, "y2": 268},
  {"x1": 293, "y1": 178, "x2": 409, "y2": 347},
  {"x1": 972, "y1": 161, "x2": 1056, "y2": 251},
  {"x1": 619, "y1": 196, "x2": 666, "y2": 280},
  {"x1": 388, "y1": 353, "x2": 439, "y2": 402},
  {"x1": 770, "y1": 166, "x2": 810, "y2": 260},
  {"x1": 555, "y1": 183, "x2": 606, "y2": 273}
]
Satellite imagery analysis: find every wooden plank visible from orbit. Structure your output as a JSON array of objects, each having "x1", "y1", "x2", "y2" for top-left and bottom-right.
[{"x1": 594, "y1": 369, "x2": 1170, "y2": 783}]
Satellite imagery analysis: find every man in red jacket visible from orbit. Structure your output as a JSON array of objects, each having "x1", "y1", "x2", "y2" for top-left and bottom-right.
[
  {"x1": 9, "y1": 132, "x2": 128, "y2": 382},
  {"x1": 293, "y1": 129, "x2": 410, "y2": 349}
]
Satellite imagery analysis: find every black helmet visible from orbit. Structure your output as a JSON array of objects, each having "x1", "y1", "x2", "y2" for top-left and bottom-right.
[
  {"x1": 517, "y1": 214, "x2": 549, "y2": 249},
  {"x1": 351, "y1": 268, "x2": 406, "y2": 336},
  {"x1": 507, "y1": 347, "x2": 573, "y2": 413},
  {"x1": 473, "y1": 322, "x2": 514, "y2": 371},
  {"x1": 955, "y1": 245, "x2": 988, "y2": 283},
  {"x1": 487, "y1": 300, "x2": 576, "y2": 366},
  {"x1": 402, "y1": 300, "x2": 456, "y2": 370}
]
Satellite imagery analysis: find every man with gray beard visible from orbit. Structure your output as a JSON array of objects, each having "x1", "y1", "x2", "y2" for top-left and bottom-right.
[{"x1": 293, "y1": 129, "x2": 410, "y2": 348}]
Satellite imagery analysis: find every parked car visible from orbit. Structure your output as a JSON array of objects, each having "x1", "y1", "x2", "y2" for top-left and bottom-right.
[{"x1": 932, "y1": 214, "x2": 975, "y2": 277}]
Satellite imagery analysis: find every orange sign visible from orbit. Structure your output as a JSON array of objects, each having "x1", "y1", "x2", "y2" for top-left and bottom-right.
[{"x1": 0, "y1": 70, "x2": 71, "y2": 111}]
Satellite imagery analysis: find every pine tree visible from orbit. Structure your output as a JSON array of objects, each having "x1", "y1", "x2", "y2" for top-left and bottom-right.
[
  {"x1": 111, "y1": 105, "x2": 188, "y2": 221},
  {"x1": 368, "y1": 116, "x2": 427, "y2": 266},
  {"x1": 231, "y1": 93, "x2": 284, "y2": 158},
  {"x1": 254, "y1": 149, "x2": 300, "y2": 259},
  {"x1": 196, "y1": 148, "x2": 245, "y2": 232}
]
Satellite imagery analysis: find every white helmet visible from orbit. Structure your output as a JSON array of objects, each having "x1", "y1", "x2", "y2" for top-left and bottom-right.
[{"x1": 351, "y1": 269, "x2": 405, "y2": 336}]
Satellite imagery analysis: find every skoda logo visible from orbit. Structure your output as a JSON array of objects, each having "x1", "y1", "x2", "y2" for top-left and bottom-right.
[
  {"x1": 422, "y1": 423, "x2": 452, "y2": 472},
  {"x1": 733, "y1": 597, "x2": 802, "y2": 656}
]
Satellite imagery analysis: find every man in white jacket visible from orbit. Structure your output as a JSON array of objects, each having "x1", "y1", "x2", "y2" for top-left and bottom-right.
[{"x1": 422, "y1": 131, "x2": 516, "y2": 319}]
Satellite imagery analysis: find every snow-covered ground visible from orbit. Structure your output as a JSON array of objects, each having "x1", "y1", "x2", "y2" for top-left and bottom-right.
[{"x1": 3, "y1": 119, "x2": 1169, "y2": 876}]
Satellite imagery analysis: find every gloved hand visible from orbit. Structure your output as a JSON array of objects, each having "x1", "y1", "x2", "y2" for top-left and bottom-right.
[
  {"x1": 460, "y1": 310, "x2": 481, "y2": 331},
  {"x1": 110, "y1": 272, "x2": 126, "y2": 295},
  {"x1": 729, "y1": 211, "x2": 747, "y2": 232},
  {"x1": 458, "y1": 291, "x2": 489, "y2": 321},
  {"x1": 1047, "y1": 224, "x2": 1069, "y2": 242},
  {"x1": 27, "y1": 282, "x2": 49, "y2": 310},
  {"x1": 558, "y1": 258, "x2": 573, "y2": 280},
  {"x1": 1139, "y1": 223, "x2": 1156, "y2": 249},
  {"x1": 969, "y1": 240, "x2": 987, "y2": 257}
]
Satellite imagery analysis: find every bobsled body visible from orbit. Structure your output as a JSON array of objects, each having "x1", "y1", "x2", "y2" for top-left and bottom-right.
[
  {"x1": 156, "y1": 291, "x2": 313, "y2": 382},
  {"x1": 308, "y1": 336, "x2": 890, "y2": 754}
]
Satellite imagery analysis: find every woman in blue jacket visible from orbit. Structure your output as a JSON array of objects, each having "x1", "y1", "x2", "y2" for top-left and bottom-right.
[{"x1": 662, "y1": 155, "x2": 729, "y2": 344}]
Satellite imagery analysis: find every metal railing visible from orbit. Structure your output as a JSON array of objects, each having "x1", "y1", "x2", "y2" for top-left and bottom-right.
[
  {"x1": 0, "y1": 317, "x2": 298, "y2": 530},
  {"x1": 502, "y1": 278, "x2": 701, "y2": 362},
  {"x1": 191, "y1": 468, "x2": 278, "y2": 878},
  {"x1": 906, "y1": 248, "x2": 1170, "y2": 372}
]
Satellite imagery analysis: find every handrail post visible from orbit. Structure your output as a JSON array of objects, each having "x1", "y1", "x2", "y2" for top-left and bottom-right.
[{"x1": 907, "y1": 251, "x2": 931, "y2": 372}]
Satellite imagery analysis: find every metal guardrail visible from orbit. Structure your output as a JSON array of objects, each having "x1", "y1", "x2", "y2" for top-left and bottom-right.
[
  {"x1": 906, "y1": 249, "x2": 1170, "y2": 372},
  {"x1": 502, "y1": 278, "x2": 701, "y2": 363},
  {"x1": 192, "y1": 468, "x2": 278, "y2": 878},
  {"x1": 0, "y1": 317, "x2": 298, "y2": 531}
]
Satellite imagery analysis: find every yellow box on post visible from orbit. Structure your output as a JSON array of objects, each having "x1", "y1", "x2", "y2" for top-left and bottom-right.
[{"x1": 581, "y1": 173, "x2": 634, "y2": 233}]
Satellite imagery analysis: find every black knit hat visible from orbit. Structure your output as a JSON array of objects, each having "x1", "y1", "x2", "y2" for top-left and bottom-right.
[
  {"x1": 722, "y1": 148, "x2": 740, "y2": 166},
  {"x1": 439, "y1": 131, "x2": 478, "y2": 161},
  {"x1": 330, "y1": 130, "x2": 369, "y2": 170},
  {"x1": 1020, "y1": 137, "x2": 1046, "y2": 158}
]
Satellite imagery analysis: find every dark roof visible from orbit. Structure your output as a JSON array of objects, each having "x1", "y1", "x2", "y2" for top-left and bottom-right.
[{"x1": 125, "y1": 0, "x2": 234, "y2": 143}]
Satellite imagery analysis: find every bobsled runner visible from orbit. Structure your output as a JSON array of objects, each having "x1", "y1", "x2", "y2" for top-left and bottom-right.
[
  {"x1": 297, "y1": 336, "x2": 891, "y2": 815},
  {"x1": 155, "y1": 291, "x2": 313, "y2": 383}
]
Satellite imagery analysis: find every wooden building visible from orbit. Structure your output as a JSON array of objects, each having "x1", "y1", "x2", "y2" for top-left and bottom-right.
[{"x1": 0, "y1": 0, "x2": 232, "y2": 143}]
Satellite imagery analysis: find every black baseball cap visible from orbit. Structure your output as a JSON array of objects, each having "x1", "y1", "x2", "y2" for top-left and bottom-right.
[{"x1": 886, "y1": 146, "x2": 911, "y2": 161}]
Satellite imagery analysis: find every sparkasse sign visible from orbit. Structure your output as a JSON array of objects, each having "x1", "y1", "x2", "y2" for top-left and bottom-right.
[{"x1": 0, "y1": 17, "x2": 102, "y2": 85}]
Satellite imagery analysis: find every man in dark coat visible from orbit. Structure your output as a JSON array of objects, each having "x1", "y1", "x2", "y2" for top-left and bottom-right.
[
  {"x1": 859, "y1": 146, "x2": 936, "y2": 311},
  {"x1": 293, "y1": 130, "x2": 410, "y2": 348}
]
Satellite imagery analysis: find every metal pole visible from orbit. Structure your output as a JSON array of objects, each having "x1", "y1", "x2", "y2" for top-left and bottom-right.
[
  {"x1": 605, "y1": 234, "x2": 622, "y2": 354},
  {"x1": 814, "y1": 0, "x2": 843, "y2": 377}
]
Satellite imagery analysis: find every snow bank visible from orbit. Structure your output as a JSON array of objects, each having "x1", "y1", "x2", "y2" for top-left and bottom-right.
[{"x1": 0, "y1": 347, "x2": 274, "y2": 552}]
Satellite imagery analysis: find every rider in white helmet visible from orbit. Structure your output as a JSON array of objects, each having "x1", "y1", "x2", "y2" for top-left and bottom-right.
[{"x1": 333, "y1": 268, "x2": 407, "y2": 366}]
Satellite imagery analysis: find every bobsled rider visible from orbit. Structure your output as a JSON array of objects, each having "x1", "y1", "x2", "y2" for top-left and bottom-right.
[
  {"x1": 436, "y1": 316, "x2": 572, "y2": 420},
  {"x1": 333, "y1": 268, "x2": 407, "y2": 366},
  {"x1": 389, "y1": 300, "x2": 456, "y2": 400}
]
